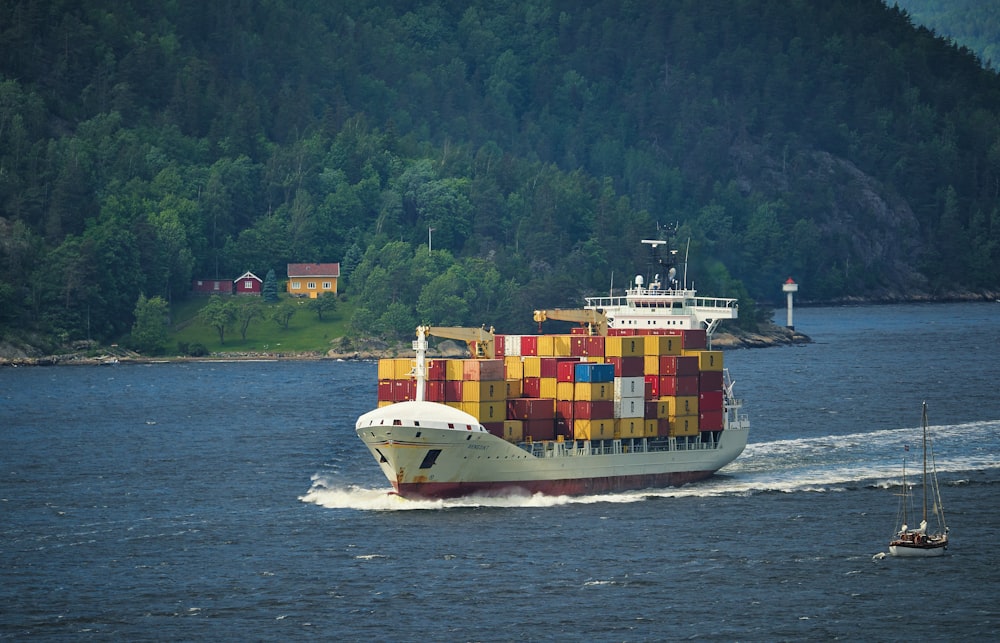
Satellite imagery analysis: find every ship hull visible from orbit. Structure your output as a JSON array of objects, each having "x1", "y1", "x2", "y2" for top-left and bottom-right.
[{"x1": 356, "y1": 401, "x2": 749, "y2": 500}]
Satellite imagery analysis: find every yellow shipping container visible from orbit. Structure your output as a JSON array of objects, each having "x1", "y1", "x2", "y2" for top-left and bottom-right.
[
  {"x1": 669, "y1": 415, "x2": 700, "y2": 436},
  {"x1": 657, "y1": 395, "x2": 700, "y2": 418},
  {"x1": 556, "y1": 381, "x2": 575, "y2": 401},
  {"x1": 505, "y1": 378, "x2": 523, "y2": 399},
  {"x1": 377, "y1": 359, "x2": 394, "y2": 380},
  {"x1": 504, "y1": 420, "x2": 524, "y2": 442},
  {"x1": 605, "y1": 335, "x2": 645, "y2": 357},
  {"x1": 644, "y1": 419, "x2": 658, "y2": 437},
  {"x1": 684, "y1": 349, "x2": 724, "y2": 372},
  {"x1": 446, "y1": 360, "x2": 466, "y2": 380},
  {"x1": 644, "y1": 354, "x2": 660, "y2": 375},
  {"x1": 462, "y1": 380, "x2": 506, "y2": 402},
  {"x1": 537, "y1": 335, "x2": 555, "y2": 356},
  {"x1": 616, "y1": 418, "x2": 644, "y2": 439},
  {"x1": 573, "y1": 418, "x2": 616, "y2": 441},
  {"x1": 648, "y1": 336, "x2": 683, "y2": 356},
  {"x1": 574, "y1": 381, "x2": 614, "y2": 401},
  {"x1": 539, "y1": 377, "x2": 558, "y2": 399},
  {"x1": 461, "y1": 401, "x2": 506, "y2": 423},
  {"x1": 505, "y1": 356, "x2": 524, "y2": 380},
  {"x1": 522, "y1": 356, "x2": 542, "y2": 378},
  {"x1": 553, "y1": 335, "x2": 573, "y2": 357}
]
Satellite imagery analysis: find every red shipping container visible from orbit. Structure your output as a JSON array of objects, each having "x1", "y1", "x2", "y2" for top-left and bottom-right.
[
  {"x1": 699, "y1": 390, "x2": 724, "y2": 412},
  {"x1": 524, "y1": 419, "x2": 556, "y2": 441},
  {"x1": 493, "y1": 335, "x2": 506, "y2": 359},
  {"x1": 540, "y1": 357, "x2": 575, "y2": 378},
  {"x1": 608, "y1": 356, "x2": 644, "y2": 377},
  {"x1": 699, "y1": 370, "x2": 724, "y2": 391},
  {"x1": 608, "y1": 328, "x2": 636, "y2": 336},
  {"x1": 645, "y1": 374, "x2": 660, "y2": 398},
  {"x1": 556, "y1": 360, "x2": 577, "y2": 382},
  {"x1": 555, "y1": 417, "x2": 572, "y2": 438},
  {"x1": 699, "y1": 411, "x2": 724, "y2": 431},
  {"x1": 645, "y1": 401, "x2": 658, "y2": 419},
  {"x1": 573, "y1": 400, "x2": 615, "y2": 419},
  {"x1": 521, "y1": 335, "x2": 538, "y2": 356},
  {"x1": 464, "y1": 359, "x2": 505, "y2": 381},
  {"x1": 483, "y1": 422, "x2": 505, "y2": 438},
  {"x1": 570, "y1": 327, "x2": 588, "y2": 335},
  {"x1": 570, "y1": 336, "x2": 588, "y2": 357},
  {"x1": 658, "y1": 375, "x2": 699, "y2": 396},
  {"x1": 445, "y1": 380, "x2": 463, "y2": 402},
  {"x1": 656, "y1": 418, "x2": 671, "y2": 436},
  {"x1": 507, "y1": 397, "x2": 556, "y2": 420},
  {"x1": 423, "y1": 359, "x2": 446, "y2": 380},
  {"x1": 378, "y1": 380, "x2": 394, "y2": 402},
  {"x1": 587, "y1": 336, "x2": 605, "y2": 355},
  {"x1": 556, "y1": 400, "x2": 575, "y2": 422},
  {"x1": 522, "y1": 377, "x2": 541, "y2": 398},
  {"x1": 659, "y1": 355, "x2": 699, "y2": 376},
  {"x1": 393, "y1": 379, "x2": 416, "y2": 401},
  {"x1": 425, "y1": 381, "x2": 445, "y2": 402}
]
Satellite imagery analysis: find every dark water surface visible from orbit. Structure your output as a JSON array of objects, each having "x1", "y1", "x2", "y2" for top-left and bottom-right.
[{"x1": 2, "y1": 303, "x2": 999, "y2": 641}]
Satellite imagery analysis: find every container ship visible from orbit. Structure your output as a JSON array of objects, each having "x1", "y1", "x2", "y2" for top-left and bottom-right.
[{"x1": 355, "y1": 237, "x2": 750, "y2": 499}]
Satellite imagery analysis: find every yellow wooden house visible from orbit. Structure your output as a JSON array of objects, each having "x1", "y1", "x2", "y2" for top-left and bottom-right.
[{"x1": 287, "y1": 263, "x2": 340, "y2": 298}]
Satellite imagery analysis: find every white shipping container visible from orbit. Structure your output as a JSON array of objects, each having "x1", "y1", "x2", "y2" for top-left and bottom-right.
[
  {"x1": 504, "y1": 335, "x2": 522, "y2": 357},
  {"x1": 614, "y1": 376, "x2": 645, "y2": 400},
  {"x1": 614, "y1": 396, "x2": 645, "y2": 419}
]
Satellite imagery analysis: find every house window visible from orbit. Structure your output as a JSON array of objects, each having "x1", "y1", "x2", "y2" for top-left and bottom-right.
[
  {"x1": 307, "y1": 281, "x2": 316, "y2": 290},
  {"x1": 244, "y1": 280, "x2": 253, "y2": 289},
  {"x1": 291, "y1": 281, "x2": 300, "y2": 290},
  {"x1": 323, "y1": 281, "x2": 332, "y2": 290},
  {"x1": 213, "y1": 282, "x2": 220, "y2": 290}
]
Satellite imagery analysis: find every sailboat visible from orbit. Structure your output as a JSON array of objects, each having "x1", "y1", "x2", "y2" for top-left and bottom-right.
[{"x1": 888, "y1": 402, "x2": 949, "y2": 557}]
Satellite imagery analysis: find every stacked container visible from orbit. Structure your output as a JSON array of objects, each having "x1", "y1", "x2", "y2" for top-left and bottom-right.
[{"x1": 375, "y1": 328, "x2": 728, "y2": 442}]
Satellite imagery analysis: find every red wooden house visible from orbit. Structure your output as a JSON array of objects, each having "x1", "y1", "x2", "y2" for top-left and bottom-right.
[
  {"x1": 234, "y1": 271, "x2": 263, "y2": 295},
  {"x1": 191, "y1": 278, "x2": 234, "y2": 296}
]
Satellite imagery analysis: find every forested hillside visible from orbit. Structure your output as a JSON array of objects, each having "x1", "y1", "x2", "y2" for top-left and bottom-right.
[
  {"x1": 891, "y1": 0, "x2": 1000, "y2": 69},
  {"x1": 2, "y1": 0, "x2": 999, "y2": 352}
]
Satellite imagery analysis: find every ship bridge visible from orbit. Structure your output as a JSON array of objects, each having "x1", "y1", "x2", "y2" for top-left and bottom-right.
[{"x1": 584, "y1": 286, "x2": 738, "y2": 334}]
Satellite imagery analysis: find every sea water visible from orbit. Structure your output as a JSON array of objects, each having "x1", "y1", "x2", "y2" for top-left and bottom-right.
[{"x1": 2, "y1": 302, "x2": 998, "y2": 640}]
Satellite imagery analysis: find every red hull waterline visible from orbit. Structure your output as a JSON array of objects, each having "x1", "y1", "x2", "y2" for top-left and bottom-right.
[{"x1": 393, "y1": 469, "x2": 717, "y2": 500}]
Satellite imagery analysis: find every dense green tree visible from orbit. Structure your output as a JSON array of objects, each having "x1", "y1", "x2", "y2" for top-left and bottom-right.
[
  {"x1": 233, "y1": 296, "x2": 264, "y2": 340},
  {"x1": 307, "y1": 292, "x2": 337, "y2": 321},
  {"x1": 271, "y1": 301, "x2": 296, "y2": 329},
  {"x1": 198, "y1": 295, "x2": 235, "y2": 344},
  {"x1": 130, "y1": 294, "x2": 169, "y2": 354}
]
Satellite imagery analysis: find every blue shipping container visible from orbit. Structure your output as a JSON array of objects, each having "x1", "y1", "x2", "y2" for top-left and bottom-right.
[{"x1": 575, "y1": 363, "x2": 615, "y2": 383}]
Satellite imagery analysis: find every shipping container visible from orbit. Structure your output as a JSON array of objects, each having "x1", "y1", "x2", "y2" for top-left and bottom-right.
[
  {"x1": 614, "y1": 376, "x2": 645, "y2": 399},
  {"x1": 445, "y1": 380, "x2": 463, "y2": 402},
  {"x1": 521, "y1": 335, "x2": 538, "y2": 356},
  {"x1": 537, "y1": 335, "x2": 555, "y2": 356},
  {"x1": 505, "y1": 356, "x2": 524, "y2": 380},
  {"x1": 553, "y1": 335, "x2": 573, "y2": 357},
  {"x1": 539, "y1": 377, "x2": 558, "y2": 399},
  {"x1": 643, "y1": 354, "x2": 660, "y2": 375},
  {"x1": 556, "y1": 400, "x2": 575, "y2": 422},
  {"x1": 524, "y1": 419, "x2": 556, "y2": 441},
  {"x1": 698, "y1": 390, "x2": 724, "y2": 412},
  {"x1": 461, "y1": 401, "x2": 506, "y2": 423},
  {"x1": 522, "y1": 377, "x2": 541, "y2": 398},
  {"x1": 659, "y1": 355, "x2": 699, "y2": 376},
  {"x1": 606, "y1": 335, "x2": 645, "y2": 357},
  {"x1": 669, "y1": 415, "x2": 700, "y2": 436},
  {"x1": 483, "y1": 422, "x2": 505, "y2": 438},
  {"x1": 575, "y1": 362, "x2": 615, "y2": 383},
  {"x1": 614, "y1": 396, "x2": 645, "y2": 419},
  {"x1": 446, "y1": 359, "x2": 465, "y2": 380},
  {"x1": 505, "y1": 378, "x2": 523, "y2": 399},
  {"x1": 464, "y1": 359, "x2": 505, "y2": 381},
  {"x1": 504, "y1": 420, "x2": 524, "y2": 442},
  {"x1": 572, "y1": 418, "x2": 616, "y2": 441},
  {"x1": 556, "y1": 381, "x2": 575, "y2": 401},
  {"x1": 522, "y1": 356, "x2": 541, "y2": 378},
  {"x1": 658, "y1": 395, "x2": 700, "y2": 418},
  {"x1": 573, "y1": 400, "x2": 615, "y2": 419},
  {"x1": 507, "y1": 397, "x2": 556, "y2": 420},
  {"x1": 699, "y1": 411, "x2": 724, "y2": 431},
  {"x1": 699, "y1": 370, "x2": 724, "y2": 392},
  {"x1": 425, "y1": 380, "x2": 445, "y2": 402},
  {"x1": 646, "y1": 335, "x2": 683, "y2": 356},
  {"x1": 685, "y1": 349, "x2": 723, "y2": 372},
  {"x1": 658, "y1": 375, "x2": 699, "y2": 396},
  {"x1": 574, "y1": 381, "x2": 614, "y2": 401},
  {"x1": 616, "y1": 418, "x2": 644, "y2": 438},
  {"x1": 462, "y1": 380, "x2": 506, "y2": 402},
  {"x1": 607, "y1": 356, "x2": 644, "y2": 377},
  {"x1": 557, "y1": 360, "x2": 577, "y2": 382}
]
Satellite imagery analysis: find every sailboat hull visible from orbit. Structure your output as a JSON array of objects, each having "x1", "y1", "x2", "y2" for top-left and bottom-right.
[{"x1": 888, "y1": 538, "x2": 948, "y2": 557}]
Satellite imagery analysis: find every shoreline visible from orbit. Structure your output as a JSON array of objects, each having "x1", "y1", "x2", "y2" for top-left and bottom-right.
[{"x1": 0, "y1": 323, "x2": 811, "y2": 367}]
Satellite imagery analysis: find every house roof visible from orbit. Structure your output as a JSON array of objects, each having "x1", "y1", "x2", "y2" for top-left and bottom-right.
[
  {"x1": 234, "y1": 271, "x2": 262, "y2": 282},
  {"x1": 287, "y1": 263, "x2": 340, "y2": 278}
]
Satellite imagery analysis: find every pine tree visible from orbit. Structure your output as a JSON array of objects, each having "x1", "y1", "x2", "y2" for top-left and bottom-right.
[{"x1": 262, "y1": 268, "x2": 279, "y2": 302}]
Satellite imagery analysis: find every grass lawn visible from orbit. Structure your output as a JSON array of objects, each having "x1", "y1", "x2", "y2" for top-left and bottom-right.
[{"x1": 167, "y1": 294, "x2": 356, "y2": 355}]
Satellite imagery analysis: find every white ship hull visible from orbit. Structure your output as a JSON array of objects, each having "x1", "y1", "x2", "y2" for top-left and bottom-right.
[{"x1": 356, "y1": 400, "x2": 749, "y2": 499}]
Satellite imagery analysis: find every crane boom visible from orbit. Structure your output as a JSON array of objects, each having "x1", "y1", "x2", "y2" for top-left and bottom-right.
[
  {"x1": 423, "y1": 325, "x2": 496, "y2": 359},
  {"x1": 532, "y1": 309, "x2": 608, "y2": 336}
]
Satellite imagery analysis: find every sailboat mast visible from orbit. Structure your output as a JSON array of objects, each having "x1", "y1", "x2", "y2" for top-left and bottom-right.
[{"x1": 922, "y1": 402, "x2": 929, "y2": 524}]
